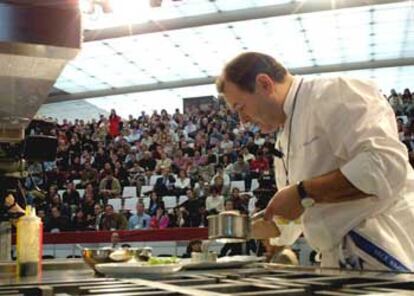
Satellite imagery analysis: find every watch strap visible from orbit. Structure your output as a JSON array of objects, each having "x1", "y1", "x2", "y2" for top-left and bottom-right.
[{"x1": 297, "y1": 181, "x2": 308, "y2": 200}]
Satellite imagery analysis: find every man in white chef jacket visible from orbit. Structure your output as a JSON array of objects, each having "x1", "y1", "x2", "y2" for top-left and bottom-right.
[{"x1": 216, "y1": 52, "x2": 414, "y2": 271}]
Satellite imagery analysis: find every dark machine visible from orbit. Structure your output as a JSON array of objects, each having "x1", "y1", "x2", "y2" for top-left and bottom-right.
[{"x1": 0, "y1": 0, "x2": 81, "y2": 259}]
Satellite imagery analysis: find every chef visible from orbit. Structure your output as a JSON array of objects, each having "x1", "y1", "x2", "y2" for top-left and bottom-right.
[{"x1": 216, "y1": 52, "x2": 414, "y2": 271}]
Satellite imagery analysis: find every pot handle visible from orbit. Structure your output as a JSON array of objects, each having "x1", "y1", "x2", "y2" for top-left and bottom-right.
[{"x1": 251, "y1": 209, "x2": 265, "y2": 221}]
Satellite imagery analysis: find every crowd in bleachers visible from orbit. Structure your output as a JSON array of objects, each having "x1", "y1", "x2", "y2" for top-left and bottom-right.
[
  {"x1": 29, "y1": 101, "x2": 278, "y2": 233},
  {"x1": 389, "y1": 88, "x2": 414, "y2": 163},
  {"x1": 29, "y1": 87, "x2": 413, "y2": 233}
]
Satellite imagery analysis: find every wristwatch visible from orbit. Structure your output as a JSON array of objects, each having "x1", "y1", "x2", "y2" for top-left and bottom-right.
[{"x1": 297, "y1": 181, "x2": 315, "y2": 208}]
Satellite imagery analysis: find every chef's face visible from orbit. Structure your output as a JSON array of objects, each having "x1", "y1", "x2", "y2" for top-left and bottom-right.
[{"x1": 223, "y1": 80, "x2": 278, "y2": 134}]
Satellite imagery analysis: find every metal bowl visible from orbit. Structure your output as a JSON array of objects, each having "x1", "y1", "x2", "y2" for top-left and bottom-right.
[{"x1": 82, "y1": 247, "x2": 152, "y2": 272}]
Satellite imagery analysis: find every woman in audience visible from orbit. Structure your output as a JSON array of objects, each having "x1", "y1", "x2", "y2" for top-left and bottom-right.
[
  {"x1": 148, "y1": 191, "x2": 162, "y2": 216},
  {"x1": 174, "y1": 169, "x2": 191, "y2": 197},
  {"x1": 150, "y1": 206, "x2": 170, "y2": 229},
  {"x1": 205, "y1": 187, "x2": 224, "y2": 214},
  {"x1": 108, "y1": 109, "x2": 122, "y2": 138}
]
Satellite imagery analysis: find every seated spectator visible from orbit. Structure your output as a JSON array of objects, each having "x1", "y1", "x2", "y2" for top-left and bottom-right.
[
  {"x1": 230, "y1": 188, "x2": 248, "y2": 214},
  {"x1": 128, "y1": 161, "x2": 145, "y2": 182},
  {"x1": 205, "y1": 187, "x2": 224, "y2": 214},
  {"x1": 180, "y1": 140, "x2": 195, "y2": 157},
  {"x1": 94, "y1": 147, "x2": 108, "y2": 171},
  {"x1": 148, "y1": 191, "x2": 162, "y2": 216},
  {"x1": 254, "y1": 133, "x2": 265, "y2": 147},
  {"x1": 250, "y1": 150, "x2": 270, "y2": 178},
  {"x1": 209, "y1": 127, "x2": 223, "y2": 147},
  {"x1": 99, "y1": 169, "x2": 121, "y2": 203},
  {"x1": 172, "y1": 150, "x2": 186, "y2": 172},
  {"x1": 193, "y1": 150, "x2": 207, "y2": 166},
  {"x1": 37, "y1": 209, "x2": 48, "y2": 226},
  {"x1": 154, "y1": 167, "x2": 176, "y2": 197},
  {"x1": 219, "y1": 133, "x2": 233, "y2": 153},
  {"x1": 101, "y1": 204, "x2": 127, "y2": 231},
  {"x1": 87, "y1": 203, "x2": 104, "y2": 231},
  {"x1": 46, "y1": 185, "x2": 60, "y2": 204},
  {"x1": 211, "y1": 175, "x2": 226, "y2": 196},
  {"x1": 110, "y1": 232, "x2": 121, "y2": 248},
  {"x1": 138, "y1": 151, "x2": 156, "y2": 172},
  {"x1": 80, "y1": 161, "x2": 98, "y2": 187},
  {"x1": 68, "y1": 155, "x2": 82, "y2": 180},
  {"x1": 155, "y1": 151, "x2": 173, "y2": 173},
  {"x1": 206, "y1": 148, "x2": 218, "y2": 166},
  {"x1": 174, "y1": 169, "x2": 191, "y2": 197},
  {"x1": 257, "y1": 169, "x2": 276, "y2": 191},
  {"x1": 241, "y1": 146, "x2": 255, "y2": 163},
  {"x1": 83, "y1": 182, "x2": 97, "y2": 199},
  {"x1": 45, "y1": 206, "x2": 71, "y2": 232},
  {"x1": 124, "y1": 149, "x2": 138, "y2": 169},
  {"x1": 128, "y1": 202, "x2": 151, "y2": 230},
  {"x1": 99, "y1": 162, "x2": 114, "y2": 180},
  {"x1": 72, "y1": 209, "x2": 88, "y2": 231},
  {"x1": 210, "y1": 165, "x2": 230, "y2": 193},
  {"x1": 81, "y1": 191, "x2": 96, "y2": 218},
  {"x1": 150, "y1": 206, "x2": 169, "y2": 229},
  {"x1": 169, "y1": 207, "x2": 186, "y2": 228},
  {"x1": 62, "y1": 180, "x2": 80, "y2": 208},
  {"x1": 193, "y1": 177, "x2": 210, "y2": 199},
  {"x1": 133, "y1": 168, "x2": 153, "y2": 189},
  {"x1": 230, "y1": 155, "x2": 252, "y2": 191},
  {"x1": 114, "y1": 160, "x2": 129, "y2": 187},
  {"x1": 184, "y1": 119, "x2": 198, "y2": 138},
  {"x1": 48, "y1": 193, "x2": 70, "y2": 218},
  {"x1": 198, "y1": 163, "x2": 215, "y2": 184}
]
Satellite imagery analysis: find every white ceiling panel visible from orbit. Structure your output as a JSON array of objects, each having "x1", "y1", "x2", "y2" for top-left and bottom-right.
[{"x1": 53, "y1": 1, "x2": 414, "y2": 100}]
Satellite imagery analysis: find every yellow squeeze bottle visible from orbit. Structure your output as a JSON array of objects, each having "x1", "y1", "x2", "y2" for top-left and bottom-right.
[{"x1": 16, "y1": 205, "x2": 43, "y2": 277}]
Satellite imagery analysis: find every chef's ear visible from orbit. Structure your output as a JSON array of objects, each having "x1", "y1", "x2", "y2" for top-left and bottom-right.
[{"x1": 255, "y1": 74, "x2": 273, "y2": 94}]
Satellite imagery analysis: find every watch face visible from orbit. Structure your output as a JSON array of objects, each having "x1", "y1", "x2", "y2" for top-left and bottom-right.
[{"x1": 301, "y1": 197, "x2": 315, "y2": 208}]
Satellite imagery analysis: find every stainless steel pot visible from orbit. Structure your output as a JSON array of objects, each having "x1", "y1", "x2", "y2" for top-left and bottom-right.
[
  {"x1": 207, "y1": 214, "x2": 219, "y2": 239},
  {"x1": 208, "y1": 211, "x2": 251, "y2": 243},
  {"x1": 207, "y1": 210, "x2": 280, "y2": 243}
]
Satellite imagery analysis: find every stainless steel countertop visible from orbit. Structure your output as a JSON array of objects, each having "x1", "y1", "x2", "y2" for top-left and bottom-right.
[{"x1": 0, "y1": 259, "x2": 93, "y2": 285}]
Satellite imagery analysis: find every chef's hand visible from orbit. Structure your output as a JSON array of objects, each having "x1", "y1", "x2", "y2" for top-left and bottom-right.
[{"x1": 263, "y1": 184, "x2": 304, "y2": 221}]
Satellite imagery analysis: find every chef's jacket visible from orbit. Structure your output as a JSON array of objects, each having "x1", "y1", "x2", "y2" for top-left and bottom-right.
[{"x1": 274, "y1": 75, "x2": 414, "y2": 270}]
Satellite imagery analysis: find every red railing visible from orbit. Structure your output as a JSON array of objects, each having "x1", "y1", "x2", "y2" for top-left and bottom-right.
[{"x1": 12, "y1": 227, "x2": 208, "y2": 245}]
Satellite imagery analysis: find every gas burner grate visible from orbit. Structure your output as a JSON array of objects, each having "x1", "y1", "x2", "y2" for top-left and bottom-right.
[{"x1": 1, "y1": 268, "x2": 414, "y2": 295}]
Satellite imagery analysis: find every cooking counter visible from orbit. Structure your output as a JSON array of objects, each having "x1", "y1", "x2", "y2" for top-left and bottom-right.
[{"x1": 1, "y1": 260, "x2": 414, "y2": 295}]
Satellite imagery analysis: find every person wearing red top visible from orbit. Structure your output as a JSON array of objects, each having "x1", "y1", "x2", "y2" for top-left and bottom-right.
[
  {"x1": 108, "y1": 109, "x2": 122, "y2": 138},
  {"x1": 149, "y1": 207, "x2": 170, "y2": 229},
  {"x1": 250, "y1": 150, "x2": 269, "y2": 178}
]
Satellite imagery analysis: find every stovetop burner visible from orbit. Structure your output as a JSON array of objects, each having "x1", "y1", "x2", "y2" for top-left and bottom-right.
[{"x1": 1, "y1": 266, "x2": 414, "y2": 295}]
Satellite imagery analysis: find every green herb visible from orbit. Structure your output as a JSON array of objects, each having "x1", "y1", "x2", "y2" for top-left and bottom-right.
[{"x1": 147, "y1": 256, "x2": 178, "y2": 265}]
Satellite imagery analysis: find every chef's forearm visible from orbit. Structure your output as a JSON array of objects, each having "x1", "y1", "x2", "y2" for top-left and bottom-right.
[{"x1": 303, "y1": 169, "x2": 371, "y2": 203}]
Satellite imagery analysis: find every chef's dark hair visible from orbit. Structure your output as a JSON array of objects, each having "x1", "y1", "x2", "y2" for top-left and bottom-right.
[{"x1": 216, "y1": 52, "x2": 287, "y2": 94}]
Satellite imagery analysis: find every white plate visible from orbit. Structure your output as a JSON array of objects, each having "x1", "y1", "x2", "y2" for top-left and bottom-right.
[
  {"x1": 182, "y1": 255, "x2": 264, "y2": 270},
  {"x1": 95, "y1": 262, "x2": 182, "y2": 277}
]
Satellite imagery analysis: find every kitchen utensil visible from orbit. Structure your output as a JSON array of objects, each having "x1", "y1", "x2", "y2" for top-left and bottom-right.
[
  {"x1": 207, "y1": 210, "x2": 280, "y2": 243},
  {"x1": 82, "y1": 247, "x2": 152, "y2": 272},
  {"x1": 182, "y1": 255, "x2": 265, "y2": 270},
  {"x1": 95, "y1": 261, "x2": 183, "y2": 277}
]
